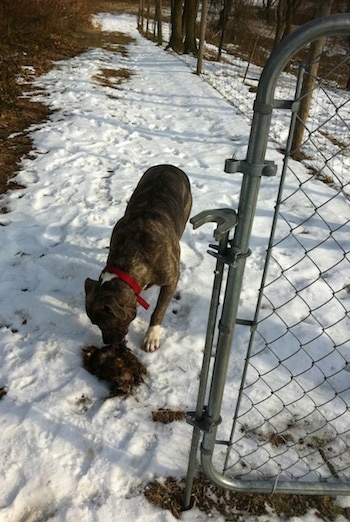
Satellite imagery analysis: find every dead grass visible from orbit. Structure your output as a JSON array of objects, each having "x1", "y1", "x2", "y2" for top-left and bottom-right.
[
  {"x1": 307, "y1": 166, "x2": 335, "y2": 186},
  {"x1": 0, "y1": 0, "x2": 138, "y2": 197},
  {"x1": 93, "y1": 67, "x2": 133, "y2": 88},
  {"x1": 152, "y1": 409, "x2": 186, "y2": 424},
  {"x1": 0, "y1": 99, "x2": 51, "y2": 194},
  {"x1": 144, "y1": 472, "x2": 350, "y2": 520},
  {"x1": 95, "y1": 0, "x2": 139, "y2": 15},
  {"x1": 145, "y1": 423, "x2": 350, "y2": 519}
]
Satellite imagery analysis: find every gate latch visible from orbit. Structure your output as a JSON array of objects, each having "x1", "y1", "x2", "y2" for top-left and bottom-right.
[{"x1": 190, "y1": 208, "x2": 238, "y2": 241}]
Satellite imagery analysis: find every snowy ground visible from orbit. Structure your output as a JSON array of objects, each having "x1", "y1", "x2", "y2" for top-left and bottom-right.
[{"x1": 0, "y1": 12, "x2": 349, "y2": 522}]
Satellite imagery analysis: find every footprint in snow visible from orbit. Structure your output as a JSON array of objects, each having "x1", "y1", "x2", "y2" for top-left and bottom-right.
[
  {"x1": 41, "y1": 224, "x2": 67, "y2": 247},
  {"x1": 168, "y1": 290, "x2": 192, "y2": 329},
  {"x1": 192, "y1": 180, "x2": 205, "y2": 190}
]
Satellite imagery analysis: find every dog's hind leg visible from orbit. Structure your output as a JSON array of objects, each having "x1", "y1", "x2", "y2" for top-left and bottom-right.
[{"x1": 142, "y1": 282, "x2": 177, "y2": 352}]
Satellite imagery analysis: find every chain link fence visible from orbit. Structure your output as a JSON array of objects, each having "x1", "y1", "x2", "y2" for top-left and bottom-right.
[
  {"x1": 224, "y1": 38, "x2": 350, "y2": 485},
  {"x1": 184, "y1": 14, "x2": 350, "y2": 505}
]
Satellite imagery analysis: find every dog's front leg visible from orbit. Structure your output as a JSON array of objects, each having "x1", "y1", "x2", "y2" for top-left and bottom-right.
[{"x1": 143, "y1": 282, "x2": 177, "y2": 352}]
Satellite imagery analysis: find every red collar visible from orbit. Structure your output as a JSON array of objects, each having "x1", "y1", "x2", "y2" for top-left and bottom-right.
[{"x1": 104, "y1": 265, "x2": 150, "y2": 310}]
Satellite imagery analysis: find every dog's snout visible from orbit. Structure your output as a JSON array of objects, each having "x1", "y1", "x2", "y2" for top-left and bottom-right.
[
  {"x1": 102, "y1": 329, "x2": 125, "y2": 345},
  {"x1": 102, "y1": 330, "x2": 115, "y2": 344}
]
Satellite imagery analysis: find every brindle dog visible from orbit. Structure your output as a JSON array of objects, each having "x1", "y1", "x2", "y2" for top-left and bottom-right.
[{"x1": 85, "y1": 164, "x2": 192, "y2": 352}]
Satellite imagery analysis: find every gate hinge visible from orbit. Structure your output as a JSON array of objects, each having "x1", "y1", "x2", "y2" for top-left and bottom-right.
[
  {"x1": 186, "y1": 408, "x2": 222, "y2": 433},
  {"x1": 224, "y1": 158, "x2": 277, "y2": 177}
]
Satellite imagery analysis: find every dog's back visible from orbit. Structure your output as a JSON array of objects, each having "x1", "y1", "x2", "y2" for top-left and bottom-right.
[{"x1": 125, "y1": 164, "x2": 192, "y2": 237}]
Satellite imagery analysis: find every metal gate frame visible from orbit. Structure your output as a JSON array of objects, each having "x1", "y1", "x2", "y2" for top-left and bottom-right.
[{"x1": 183, "y1": 13, "x2": 350, "y2": 508}]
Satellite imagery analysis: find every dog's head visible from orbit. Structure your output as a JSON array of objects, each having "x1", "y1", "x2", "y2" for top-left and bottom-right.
[{"x1": 85, "y1": 278, "x2": 137, "y2": 344}]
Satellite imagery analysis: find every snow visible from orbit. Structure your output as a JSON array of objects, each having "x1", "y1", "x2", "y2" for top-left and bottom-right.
[{"x1": 0, "y1": 11, "x2": 349, "y2": 522}]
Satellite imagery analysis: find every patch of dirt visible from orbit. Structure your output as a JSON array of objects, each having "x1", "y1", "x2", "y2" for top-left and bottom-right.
[
  {"x1": 0, "y1": 99, "x2": 52, "y2": 195},
  {"x1": 92, "y1": 67, "x2": 133, "y2": 89},
  {"x1": 152, "y1": 408, "x2": 186, "y2": 424},
  {"x1": 0, "y1": 387, "x2": 7, "y2": 400},
  {"x1": 82, "y1": 343, "x2": 147, "y2": 397}
]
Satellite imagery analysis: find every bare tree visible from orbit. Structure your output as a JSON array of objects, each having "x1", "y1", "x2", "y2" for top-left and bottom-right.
[
  {"x1": 347, "y1": 36, "x2": 350, "y2": 89},
  {"x1": 138, "y1": 0, "x2": 145, "y2": 31},
  {"x1": 291, "y1": 0, "x2": 335, "y2": 158},
  {"x1": 263, "y1": 0, "x2": 277, "y2": 24},
  {"x1": 145, "y1": 0, "x2": 150, "y2": 33},
  {"x1": 168, "y1": 0, "x2": 184, "y2": 52},
  {"x1": 273, "y1": 0, "x2": 303, "y2": 49},
  {"x1": 196, "y1": 0, "x2": 209, "y2": 74},
  {"x1": 183, "y1": 0, "x2": 199, "y2": 54},
  {"x1": 155, "y1": 0, "x2": 163, "y2": 45},
  {"x1": 217, "y1": 0, "x2": 233, "y2": 59},
  {"x1": 167, "y1": 0, "x2": 199, "y2": 54},
  {"x1": 216, "y1": 0, "x2": 248, "y2": 60}
]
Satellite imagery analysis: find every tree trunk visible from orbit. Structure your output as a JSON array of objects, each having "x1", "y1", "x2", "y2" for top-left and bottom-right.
[
  {"x1": 196, "y1": 0, "x2": 209, "y2": 74},
  {"x1": 273, "y1": 0, "x2": 304, "y2": 49},
  {"x1": 138, "y1": 0, "x2": 145, "y2": 31},
  {"x1": 347, "y1": 36, "x2": 350, "y2": 89},
  {"x1": 282, "y1": 0, "x2": 293, "y2": 39},
  {"x1": 183, "y1": 0, "x2": 199, "y2": 55},
  {"x1": 217, "y1": 0, "x2": 233, "y2": 60},
  {"x1": 264, "y1": 0, "x2": 275, "y2": 25},
  {"x1": 168, "y1": 0, "x2": 183, "y2": 52},
  {"x1": 155, "y1": 0, "x2": 163, "y2": 45},
  {"x1": 273, "y1": 0, "x2": 286, "y2": 49},
  {"x1": 146, "y1": 0, "x2": 150, "y2": 33},
  {"x1": 291, "y1": 0, "x2": 335, "y2": 158}
]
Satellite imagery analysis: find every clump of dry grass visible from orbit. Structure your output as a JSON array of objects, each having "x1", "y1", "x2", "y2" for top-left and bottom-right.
[
  {"x1": 144, "y1": 477, "x2": 184, "y2": 519},
  {"x1": 93, "y1": 68, "x2": 133, "y2": 89},
  {"x1": 152, "y1": 408, "x2": 186, "y2": 424},
  {"x1": 144, "y1": 472, "x2": 350, "y2": 520}
]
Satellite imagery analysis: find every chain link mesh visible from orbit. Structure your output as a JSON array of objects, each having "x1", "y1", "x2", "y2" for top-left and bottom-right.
[{"x1": 215, "y1": 40, "x2": 350, "y2": 485}]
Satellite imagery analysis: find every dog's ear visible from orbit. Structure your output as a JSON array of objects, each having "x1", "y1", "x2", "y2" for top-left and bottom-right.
[
  {"x1": 107, "y1": 299, "x2": 135, "y2": 323},
  {"x1": 85, "y1": 278, "x2": 98, "y2": 298}
]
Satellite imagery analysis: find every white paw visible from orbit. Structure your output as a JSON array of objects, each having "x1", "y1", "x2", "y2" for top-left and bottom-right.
[{"x1": 142, "y1": 325, "x2": 161, "y2": 352}]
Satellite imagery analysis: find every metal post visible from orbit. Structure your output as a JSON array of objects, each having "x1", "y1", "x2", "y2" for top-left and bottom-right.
[{"x1": 183, "y1": 209, "x2": 238, "y2": 509}]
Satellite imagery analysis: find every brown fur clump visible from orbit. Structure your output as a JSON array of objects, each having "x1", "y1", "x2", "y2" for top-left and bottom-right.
[{"x1": 82, "y1": 343, "x2": 147, "y2": 397}]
